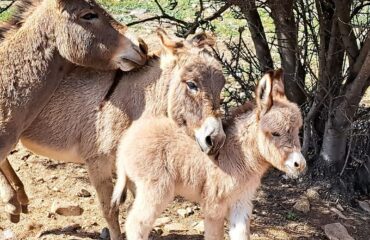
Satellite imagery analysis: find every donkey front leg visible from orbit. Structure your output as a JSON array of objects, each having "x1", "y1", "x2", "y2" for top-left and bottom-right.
[
  {"x1": 126, "y1": 183, "x2": 174, "y2": 240},
  {"x1": 204, "y1": 216, "x2": 225, "y2": 240},
  {"x1": 228, "y1": 195, "x2": 253, "y2": 240},
  {"x1": 203, "y1": 204, "x2": 227, "y2": 240},
  {"x1": 1, "y1": 159, "x2": 29, "y2": 213},
  {"x1": 86, "y1": 157, "x2": 121, "y2": 240}
]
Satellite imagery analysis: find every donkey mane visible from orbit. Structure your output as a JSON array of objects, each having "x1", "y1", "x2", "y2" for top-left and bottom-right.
[
  {"x1": 223, "y1": 101, "x2": 256, "y2": 128},
  {"x1": 0, "y1": 0, "x2": 39, "y2": 41}
]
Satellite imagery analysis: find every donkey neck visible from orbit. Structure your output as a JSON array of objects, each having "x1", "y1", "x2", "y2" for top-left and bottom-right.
[
  {"x1": 0, "y1": 6, "x2": 72, "y2": 125},
  {"x1": 218, "y1": 110, "x2": 270, "y2": 180}
]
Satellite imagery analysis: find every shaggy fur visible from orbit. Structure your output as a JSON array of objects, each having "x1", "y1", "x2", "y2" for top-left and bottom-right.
[
  {"x1": 0, "y1": 0, "x2": 148, "y2": 224},
  {"x1": 1, "y1": 31, "x2": 226, "y2": 240},
  {"x1": 112, "y1": 70, "x2": 307, "y2": 240}
]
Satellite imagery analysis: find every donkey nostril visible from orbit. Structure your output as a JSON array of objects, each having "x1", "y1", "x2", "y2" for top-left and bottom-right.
[
  {"x1": 205, "y1": 136, "x2": 213, "y2": 147},
  {"x1": 294, "y1": 162, "x2": 299, "y2": 168}
]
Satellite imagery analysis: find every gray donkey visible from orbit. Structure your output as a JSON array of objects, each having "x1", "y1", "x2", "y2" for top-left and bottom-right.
[{"x1": 0, "y1": 0, "x2": 147, "y2": 223}]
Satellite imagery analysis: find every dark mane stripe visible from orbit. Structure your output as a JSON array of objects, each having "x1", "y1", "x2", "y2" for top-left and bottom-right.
[{"x1": 0, "y1": 0, "x2": 38, "y2": 41}]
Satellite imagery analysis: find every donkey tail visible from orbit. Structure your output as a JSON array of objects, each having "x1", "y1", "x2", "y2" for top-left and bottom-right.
[{"x1": 111, "y1": 165, "x2": 127, "y2": 209}]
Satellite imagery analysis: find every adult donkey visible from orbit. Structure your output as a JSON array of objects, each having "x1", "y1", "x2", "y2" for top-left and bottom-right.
[
  {"x1": 1, "y1": 30, "x2": 226, "y2": 240},
  {"x1": 0, "y1": 0, "x2": 147, "y2": 224}
]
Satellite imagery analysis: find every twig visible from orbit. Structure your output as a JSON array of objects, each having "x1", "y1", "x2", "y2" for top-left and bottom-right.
[
  {"x1": 340, "y1": 129, "x2": 354, "y2": 176},
  {"x1": 0, "y1": 0, "x2": 16, "y2": 14}
]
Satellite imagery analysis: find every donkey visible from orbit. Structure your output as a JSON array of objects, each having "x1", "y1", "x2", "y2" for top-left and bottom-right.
[
  {"x1": 112, "y1": 69, "x2": 307, "y2": 240},
  {"x1": 1, "y1": 30, "x2": 226, "y2": 240},
  {"x1": 0, "y1": 0, "x2": 147, "y2": 223}
]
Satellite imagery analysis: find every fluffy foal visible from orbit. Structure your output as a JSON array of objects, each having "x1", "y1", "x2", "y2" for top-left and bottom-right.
[{"x1": 112, "y1": 70, "x2": 307, "y2": 240}]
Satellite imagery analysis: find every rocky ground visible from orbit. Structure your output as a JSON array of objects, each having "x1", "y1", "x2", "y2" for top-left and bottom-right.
[{"x1": 0, "y1": 145, "x2": 369, "y2": 240}]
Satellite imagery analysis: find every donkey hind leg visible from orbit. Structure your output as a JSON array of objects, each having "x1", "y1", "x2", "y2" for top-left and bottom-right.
[
  {"x1": 86, "y1": 157, "x2": 122, "y2": 240},
  {"x1": 126, "y1": 183, "x2": 174, "y2": 240},
  {"x1": 0, "y1": 128, "x2": 22, "y2": 222},
  {"x1": 2, "y1": 159, "x2": 29, "y2": 213},
  {"x1": 0, "y1": 167, "x2": 21, "y2": 223},
  {"x1": 228, "y1": 195, "x2": 253, "y2": 240}
]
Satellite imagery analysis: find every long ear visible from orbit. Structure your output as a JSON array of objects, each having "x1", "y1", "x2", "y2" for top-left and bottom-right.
[
  {"x1": 187, "y1": 32, "x2": 216, "y2": 48},
  {"x1": 156, "y1": 28, "x2": 184, "y2": 55},
  {"x1": 256, "y1": 71, "x2": 273, "y2": 118},
  {"x1": 272, "y1": 69, "x2": 286, "y2": 99}
]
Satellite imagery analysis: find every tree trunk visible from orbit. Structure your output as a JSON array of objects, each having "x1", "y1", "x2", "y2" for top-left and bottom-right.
[
  {"x1": 267, "y1": 0, "x2": 307, "y2": 105},
  {"x1": 302, "y1": 0, "x2": 344, "y2": 155},
  {"x1": 235, "y1": 0, "x2": 274, "y2": 72},
  {"x1": 320, "y1": 42, "x2": 370, "y2": 169}
]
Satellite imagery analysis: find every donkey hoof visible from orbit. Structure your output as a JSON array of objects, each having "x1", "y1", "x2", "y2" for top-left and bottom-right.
[
  {"x1": 8, "y1": 213, "x2": 20, "y2": 223},
  {"x1": 21, "y1": 205, "x2": 28, "y2": 214}
]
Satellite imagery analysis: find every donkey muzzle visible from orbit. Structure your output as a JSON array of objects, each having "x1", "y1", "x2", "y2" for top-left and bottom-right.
[
  {"x1": 284, "y1": 151, "x2": 307, "y2": 178},
  {"x1": 195, "y1": 117, "x2": 226, "y2": 155},
  {"x1": 115, "y1": 35, "x2": 148, "y2": 71}
]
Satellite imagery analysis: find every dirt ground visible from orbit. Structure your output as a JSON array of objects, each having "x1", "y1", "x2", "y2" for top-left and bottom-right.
[{"x1": 0, "y1": 145, "x2": 369, "y2": 240}]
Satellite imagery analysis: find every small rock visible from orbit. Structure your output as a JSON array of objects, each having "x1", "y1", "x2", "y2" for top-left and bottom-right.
[
  {"x1": 192, "y1": 205, "x2": 200, "y2": 211},
  {"x1": 192, "y1": 221, "x2": 204, "y2": 233},
  {"x1": 358, "y1": 201, "x2": 370, "y2": 213},
  {"x1": 163, "y1": 223, "x2": 187, "y2": 232},
  {"x1": 324, "y1": 223, "x2": 354, "y2": 240},
  {"x1": 52, "y1": 187, "x2": 60, "y2": 192},
  {"x1": 35, "y1": 177, "x2": 45, "y2": 183},
  {"x1": 129, "y1": 8, "x2": 147, "y2": 17},
  {"x1": 0, "y1": 229, "x2": 16, "y2": 240},
  {"x1": 306, "y1": 188, "x2": 320, "y2": 200},
  {"x1": 186, "y1": 207, "x2": 194, "y2": 215},
  {"x1": 177, "y1": 208, "x2": 191, "y2": 218},
  {"x1": 49, "y1": 175, "x2": 58, "y2": 181},
  {"x1": 293, "y1": 198, "x2": 310, "y2": 213},
  {"x1": 153, "y1": 227, "x2": 163, "y2": 235},
  {"x1": 77, "y1": 189, "x2": 91, "y2": 198},
  {"x1": 336, "y1": 204, "x2": 344, "y2": 211},
  {"x1": 100, "y1": 227, "x2": 110, "y2": 239},
  {"x1": 63, "y1": 224, "x2": 81, "y2": 232},
  {"x1": 330, "y1": 207, "x2": 349, "y2": 220},
  {"x1": 154, "y1": 217, "x2": 171, "y2": 227},
  {"x1": 51, "y1": 200, "x2": 84, "y2": 216}
]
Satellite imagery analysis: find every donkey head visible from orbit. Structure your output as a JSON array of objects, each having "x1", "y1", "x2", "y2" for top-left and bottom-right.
[
  {"x1": 157, "y1": 29, "x2": 226, "y2": 155},
  {"x1": 50, "y1": 0, "x2": 147, "y2": 71},
  {"x1": 255, "y1": 70, "x2": 306, "y2": 178}
]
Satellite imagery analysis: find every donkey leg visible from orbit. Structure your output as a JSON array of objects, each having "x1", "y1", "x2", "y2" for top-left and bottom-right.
[
  {"x1": 228, "y1": 195, "x2": 253, "y2": 240},
  {"x1": 0, "y1": 168, "x2": 21, "y2": 223},
  {"x1": 0, "y1": 127, "x2": 22, "y2": 222},
  {"x1": 126, "y1": 183, "x2": 174, "y2": 240},
  {"x1": 86, "y1": 157, "x2": 122, "y2": 240},
  {"x1": 204, "y1": 216, "x2": 225, "y2": 240},
  {"x1": 1, "y1": 159, "x2": 29, "y2": 213}
]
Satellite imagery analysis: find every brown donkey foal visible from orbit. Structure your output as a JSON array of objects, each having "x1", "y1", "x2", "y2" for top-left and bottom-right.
[
  {"x1": 112, "y1": 70, "x2": 307, "y2": 240},
  {"x1": 0, "y1": 0, "x2": 147, "y2": 223},
  {"x1": 1, "y1": 30, "x2": 226, "y2": 240}
]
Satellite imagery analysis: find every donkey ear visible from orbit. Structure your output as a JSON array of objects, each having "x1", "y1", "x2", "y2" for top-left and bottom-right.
[
  {"x1": 56, "y1": 0, "x2": 67, "y2": 9},
  {"x1": 256, "y1": 71, "x2": 273, "y2": 117},
  {"x1": 188, "y1": 32, "x2": 216, "y2": 48},
  {"x1": 156, "y1": 28, "x2": 184, "y2": 55},
  {"x1": 272, "y1": 69, "x2": 286, "y2": 98}
]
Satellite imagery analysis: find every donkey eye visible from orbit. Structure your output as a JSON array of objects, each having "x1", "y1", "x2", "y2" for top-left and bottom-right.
[
  {"x1": 271, "y1": 132, "x2": 281, "y2": 137},
  {"x1": 81, "y1": 12, "x2": 99, "y2": 20},
  {"x1": 186, "y1": 81, "x2": 198, "y2": 92}
]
